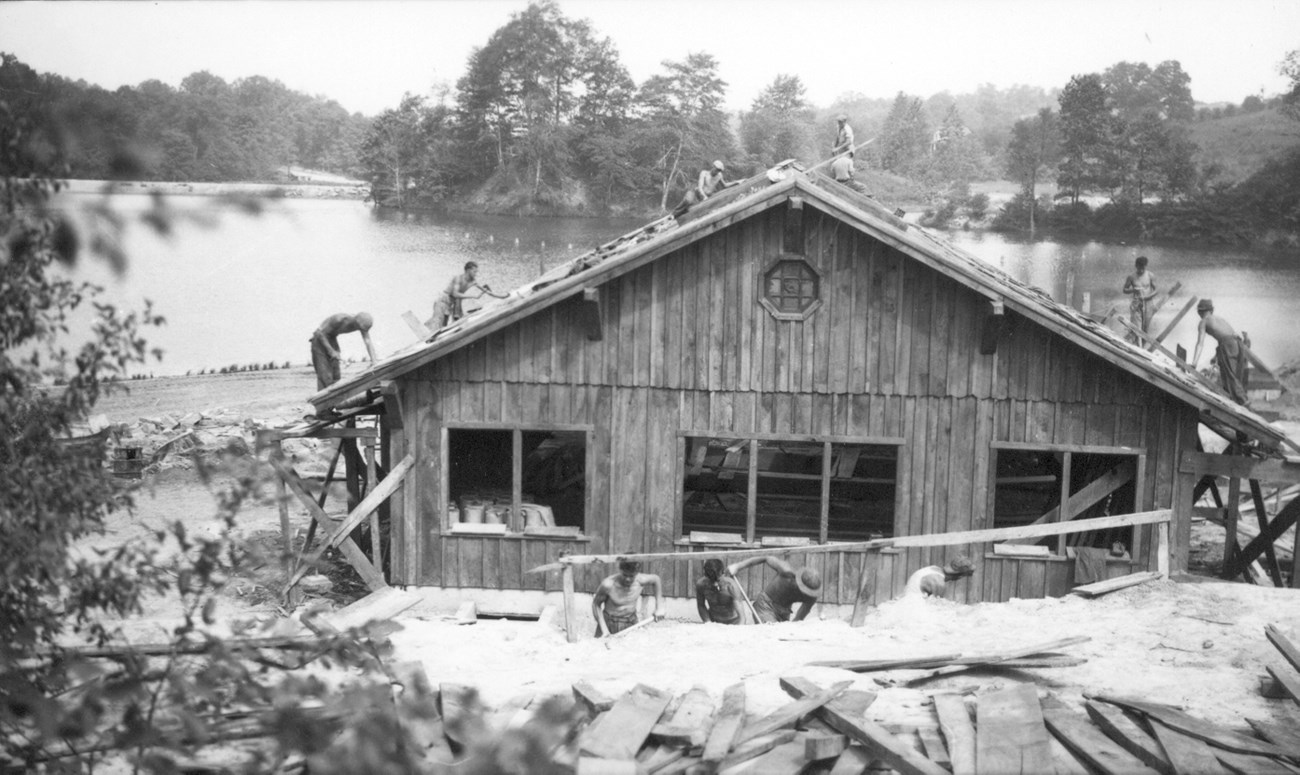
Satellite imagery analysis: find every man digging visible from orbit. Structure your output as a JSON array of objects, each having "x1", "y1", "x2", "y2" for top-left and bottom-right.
[
  {"x1": 726, "y1": 555, "x2": 821, "y2": 623},
  {"x1": 591, "y1": 560, "x2": 664, "y2": 638}
]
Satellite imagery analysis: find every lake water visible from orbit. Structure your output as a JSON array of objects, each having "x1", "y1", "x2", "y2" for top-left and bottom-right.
[{"x1": 58, "y1": 193, "x2": 1300, "y2": 377}]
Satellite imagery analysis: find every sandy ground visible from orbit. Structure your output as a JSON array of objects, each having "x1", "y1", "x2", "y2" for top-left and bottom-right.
[{"x1": 81, "y1": 368, "x2": 1300, "y2": 737}]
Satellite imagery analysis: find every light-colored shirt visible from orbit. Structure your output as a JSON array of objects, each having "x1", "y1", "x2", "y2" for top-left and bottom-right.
[
  {"x1": 903, "y1": 566, "x2": 946, "y2": 598},
  {"x1": 831, "y1": 155, "x2": 854, "y2": 182},
  {"x1": 834, "y1": 122, "x2": 855, "y2": 155}
]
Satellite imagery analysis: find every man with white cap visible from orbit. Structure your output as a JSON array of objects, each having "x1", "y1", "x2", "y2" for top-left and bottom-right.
[
  {"x1": 832, "y1": 113, "x2": 855, "y2": 159},
  {"x1": 310, "y1": 312, "x2": 377, "y2": 390},
  {"x1": 672, "y1": 160, "x2": 733, "y2": 219},
  {"x1": 727, "y1": 555, "x2": 821, "y2": 623},
  {"x1": 903, "y1": 555, "x2": 975, "y2": 599}
]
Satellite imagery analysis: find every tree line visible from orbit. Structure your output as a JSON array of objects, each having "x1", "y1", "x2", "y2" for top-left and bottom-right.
[
  {"x1": 995, "y1": 56, "x2": 1300, "y2": 243},
  {"x1": 0, "y1": 52, "x2": 369, "y2": 182}
]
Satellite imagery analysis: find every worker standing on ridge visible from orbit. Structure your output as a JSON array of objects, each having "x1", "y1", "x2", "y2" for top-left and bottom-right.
[
  {"x1": 592, "y1": 559, "x2": 665, "y2": 637},
  {"x1": 1122, "y1": 255, "x2": 1158, "y2": 339},
  {"x1": 428, "y1": 261, "x2": 506, "y2": 330},
  {"x1": 832, "y1": 113, "x2": 855, "y2": 159},
  {"x1": 695, "y1": 558, "x2": 750, "y2": 625},
  {"x1": 672, "y1": 160, "x2": 734, "y2": 219},
  {"x1": 1191, "y1": 298, "x2": 1250, "y2": 405},
  {"x1": 310, "y1": 312, "x2": 377, "y2": 390},
  {"x1": 726, "y1": 555, "x2": 821, "y2": 623},
  {"x1": 903, "y1": 556, "x2": 975, "y2": 598}
]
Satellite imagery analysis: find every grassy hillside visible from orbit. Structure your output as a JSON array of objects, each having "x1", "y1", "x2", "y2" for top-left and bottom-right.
[{"x1": 1191, "y1": 108, "x2": 1300, "y2": 184}]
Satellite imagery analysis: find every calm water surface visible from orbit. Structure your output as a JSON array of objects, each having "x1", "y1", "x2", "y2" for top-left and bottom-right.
[{"x1": 61, "y1": 193, "x2": 1300, "y2": 376}]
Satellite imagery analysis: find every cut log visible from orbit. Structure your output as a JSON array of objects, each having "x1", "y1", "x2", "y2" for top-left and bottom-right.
[
  {"x1": 1040, "y1": 698, "x2": 1161, "y2": 775},
  {"x1": 1070, "y1": 572, "x2": 1162, "y2": 598},
  {"x1": 579, "y1": 684, "x2": 673, "y2": 760},
  {"x1": 735, "y1": 680, "x2": 851, "y2": 745},
  {"x1": 976, "y1": 685, "x2": 1054, "y2": 775},
  {"x1": 779, "y1": 676, "x2": 947, "y2": 775},
  {"x1": 1085, "y1": 701, "x2": 1172, "y2": 774},
  {"x1": 701, "y1": 683, "x2": 747, "y2": 765},
  {"x1": 932, "y1": 693, "x2": 975, "y2": 775}
]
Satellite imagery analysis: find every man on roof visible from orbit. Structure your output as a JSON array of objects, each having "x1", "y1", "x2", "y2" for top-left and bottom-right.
[
  {"x1": 726, "y1": 555, "x2": 821, "y2": 623},
  {"x1": 672, "y1": 160, "x2": 735, "y2": 219},
  {"x1": 310, "y1": 312, "x2": 378, "y2": 390},
  {"x1": 1122, "y1": 255, "x2": 1157, "y2": 339},
  {"x1": 428, "y1": 261, "x2": 507, "y2": 330},
  {"x1": 832, "y1": 113, "x2": 855, "y2": 159},
  {"x1": 903, "y1": 556, "x2": 975, "y2": 599},
  {"x1": 1191, "y1": 298, "x2": 1250, "y2": 405},
  {"x1": 592, "y1": 559, "x2": 665, "y2": 637}
]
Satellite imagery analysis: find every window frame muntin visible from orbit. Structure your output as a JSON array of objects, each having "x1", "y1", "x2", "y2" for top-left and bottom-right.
[{"x1": 759, "y1": 253, "x2": 824, "y2": 322}]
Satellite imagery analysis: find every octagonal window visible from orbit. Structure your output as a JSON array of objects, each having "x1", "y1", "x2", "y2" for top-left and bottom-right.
[{"x1": 759, "y1": 256, "x2": 822, "y2": 321}]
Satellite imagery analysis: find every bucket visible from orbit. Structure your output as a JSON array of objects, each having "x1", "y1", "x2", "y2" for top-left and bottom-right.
[
  {"x1": 447, "y1": 504, "x2": 460, "y2": 524},
  {"x1": 521, "y1": 503, "x2": 554, "y2": 528},
  {"x1": 484, "y1": 506, "x2": 507, "y2": 525},
  {"x1": 462, "y1": 504, "x2": 485, "y2": 524}
]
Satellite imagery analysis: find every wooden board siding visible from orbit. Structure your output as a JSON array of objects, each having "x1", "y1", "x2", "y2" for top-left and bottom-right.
[{"x1": 398, "y1": 203, "x2": 1198, "y2": 603}]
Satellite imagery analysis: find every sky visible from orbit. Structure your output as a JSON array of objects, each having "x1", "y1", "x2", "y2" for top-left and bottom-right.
[{"x1": 0, "y1": 0, "x2": 1297, "y2": 117}]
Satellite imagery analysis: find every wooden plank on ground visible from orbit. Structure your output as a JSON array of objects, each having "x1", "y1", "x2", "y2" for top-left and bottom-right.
[
  {"x1": 906, "y1": 636, "x2": 1091, "y2": 685},
  {"x1": 573, "y1": 680, "x2": 616, "y2": 717},
  {"x1": 576, "y1": 758, "x2": 640, "y2": 775},
  {"x1": 701, "y1": 683, "x2": 746, "y2": 765},
  {"x1": 717, "y1": 730, "x2": 799, "y2": 773},
  {"x1": 637, "y1": 745, "x2": 685, "y2": 774},
  {"x1": 1095, "y1": 695, "x2": 1289, "y2": 757},
  {"x1": 806, "y1": 733, "x2": 849, "y2": 761},
  {"x1": 1041, "y1": 698, "x2": 1161, "y2": 775},
  {"x1": 779, "y1": 676, "x2": 947, "y2": 775},
  {"x1": 324, "y1": 586, "x2": 422, "y2": 630},
  {"x1": 976, "y1": 685, "x2": 1054, "y2": 775},
  {"x1": 1264, "y1": 664, "x2": 1300, "y2": 707},
  {"x1": 579, "y1": 684, "x2": 673, "y2": 760},
  {"x1": 1085, "y1": 701, "x2": 1173, "y2": 774},
  {"x1": 827, "y1": 744, "x2": 871, "y2": 775},
  {"x1": 932, "y1": 693, "x2": 975, "y2": 775},
  {"x1": 1215, "y1": 750, "x2": 1297, "y2": 775},
  {"x1": 1265, "y1": 623, "x2": 1300, "y2": 675},
  {"x1": 916, "y1": 726, "x2": 949, "y2": 770},
  {"x1": 735, "y1": 680, "x2": 852, "y2": 745},
  {"x1": 721, "y1": 738, "x2": 808, "y2": 775},
  {"x1": 1149, "y1": 719, "x2": 1228, "y2": 775},
  {"x1": 1070, "y1": 571, "x2": 1162, "y2": 598},
  {"x1": 808, "y1": 653, "x2": 963, "y2": 672},
  {"x1": 663, "y1": 686, "x2": 714, "y2": 750},
  {"x1": 1246, "y1": 718, "x2": 1300, "y2": 758},
  {"x1": 1050, "y1": 735, "x2": 1095, "y2": 775}
]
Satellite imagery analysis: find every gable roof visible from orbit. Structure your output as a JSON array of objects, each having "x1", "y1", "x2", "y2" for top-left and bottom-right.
[{"x1": 311, "y1": 165, "x2": 1291, "y2": 453}]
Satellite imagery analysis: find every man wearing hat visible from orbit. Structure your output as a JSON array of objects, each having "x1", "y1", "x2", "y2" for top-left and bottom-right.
[
  {"x1": 1191, "y1": 298, "x2": 1249, "y2": 404},
  {"x1": 903, "y1": 556, "x2": 975, "y2": 598},
  {"x1": 832, "y1": 113, "x2": 855, "y2": 159},
  {"x1": 726, "y1": 555, "x2": 821, "y2": 623},
  {"x1": 672, "y1": 160, "x2": 733, "y2": 219}
]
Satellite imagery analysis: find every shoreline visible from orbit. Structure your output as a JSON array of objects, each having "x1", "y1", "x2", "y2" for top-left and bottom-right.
[{"x1": 63, "y1": 178, "x2": 369, "y2": 200}]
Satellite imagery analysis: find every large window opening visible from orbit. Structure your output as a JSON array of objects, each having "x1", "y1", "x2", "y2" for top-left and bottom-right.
[
  {"x1": 682, "y1": 435, "x2": 898, "y2": 543},
  {"x1": 447, "y1": 427, "x2": 587, "y2": 534},
  {"x1": 992, "y1": 446, "x2": 1139, "y2": 554}
]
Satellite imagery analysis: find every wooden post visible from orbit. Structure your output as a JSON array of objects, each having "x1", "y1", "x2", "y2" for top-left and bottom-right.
[
  {"x1": 273, "y1": 441, "x2": 292, "y2": 556},
  {"x1": 1293, "y1": 512, "x2": 1300, "y2": 589},
  {"x1": 366, "y1": 440, "x2": 381, "y2": 569},
  {"x1": 1223, "y1": 477, "x2": 1241, "y2": 579},
  {"x1": 850, "y1": 549, "x2": 878, "y2": 627},
  {"x1": 562, "y1": 564, "x2": 579, "y2": 643},
  {"x1": 1064, "y1": 271, "x2": 1075, "y2": 309},
  {"x1": 1156, "y1": 521, "x2": 1170, "y2": 577}
]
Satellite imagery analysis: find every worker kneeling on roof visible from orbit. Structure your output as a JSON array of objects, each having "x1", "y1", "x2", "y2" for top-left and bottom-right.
[{"x1": 903, "y1": 556, "x2": 974, "y2": 599}]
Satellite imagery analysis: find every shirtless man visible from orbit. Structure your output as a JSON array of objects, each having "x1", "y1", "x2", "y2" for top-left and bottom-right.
[
  {"x1": 672, "y1": 160, "x2": 734, "y2": 219},
  {"x1": 310, "y1": 312, "x2": 378, "y2": 390},
  {"x1": 903, "y1": 556, "x2": 974, "y2": 598},
  {"x1": 1191, "y1": 298, "x2": 1249, "y2": 405},
  {"x1": 1122, "y1": 255, "x2": 1157, "y2": 337},
  {"x1": 695, "y1": 558, "x2": 749, "y2": 625},
  {"x1": 726, "y1": 555, "x2": 820, "y2": 623},
  {"x1": 428, "y1": 261, "x2": 505, "y2": 330},
  {"x1": 591, "y1": 560, "x2": 664, "y2": 637}
]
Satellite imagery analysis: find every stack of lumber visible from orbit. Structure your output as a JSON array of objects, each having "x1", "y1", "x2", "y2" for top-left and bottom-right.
[{"x1": 377, "y1": 643, "x2": 1300, "y2": 774}]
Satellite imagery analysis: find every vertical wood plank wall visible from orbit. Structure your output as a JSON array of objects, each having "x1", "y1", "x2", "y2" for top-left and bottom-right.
[{"x1": 391, "y1": 205, "x2": 1197, "y2": 603}]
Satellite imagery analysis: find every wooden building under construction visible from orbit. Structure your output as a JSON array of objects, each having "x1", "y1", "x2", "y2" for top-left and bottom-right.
[{"x1": 308, "y1": 165, "x2": 1297, "y2": 609}]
